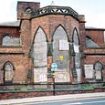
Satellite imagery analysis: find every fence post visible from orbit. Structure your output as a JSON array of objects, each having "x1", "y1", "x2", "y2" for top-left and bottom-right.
[{"x1": 52, "y1": 76, "x2": 55, "y2": 95}]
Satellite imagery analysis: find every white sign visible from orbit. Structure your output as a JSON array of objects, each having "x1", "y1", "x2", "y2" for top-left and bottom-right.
[
  {"x1": 74, "y1": 45, "x2": 79, "y2": 53},
  {"x1": 54, "y1": 72, "x2": 70, "y2": 82},
  {"x1": 33, "y1": 68, "x2": 47, "y2": 82},
  {"x1": 59, "y1": 40, "x2": 69, "y2": 50},
  {"x1": 96, "y1": 71, "x2": 102, "y2": 80},
  {"x1": 84, "y1": 64, "x2": 94, "y2": 79}
]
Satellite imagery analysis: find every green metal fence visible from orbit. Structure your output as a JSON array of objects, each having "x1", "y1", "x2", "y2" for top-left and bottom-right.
[{"x1": 0, "y1": 82, "x2": 105, "y2": 94}]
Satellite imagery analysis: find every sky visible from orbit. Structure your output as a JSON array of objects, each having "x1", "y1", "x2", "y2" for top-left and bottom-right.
[{"x1": 0, "y1": 0, "x2": 105, "y2": 28}]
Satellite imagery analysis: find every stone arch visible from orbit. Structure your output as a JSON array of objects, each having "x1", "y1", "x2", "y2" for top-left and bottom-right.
[
  {"x1": 72, "y1": 27, "x2": 80, "y2": 52},
  {"x1": 33, "y1": 26, "x2": 48, "y2": 42},
  {"x1": 52, "y1": 24, "x2": 69, "y2": 41}
]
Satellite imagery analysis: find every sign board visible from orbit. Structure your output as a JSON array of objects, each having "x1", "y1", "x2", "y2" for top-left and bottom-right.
[
  {"x1": 54, "y1": 72, "x2": 70, "y2": 82},
  {"x1": 59, "y1": 55, "x2": 64, "y2": 61},
  {"x1": 96, "y1": 71, "x2": 102, "y2": 80},
  {"x1": 84, "y1": 64, "x2": 94, "y2": 79},
  {"x1": 59, "y1": 40, "x2": 69, "y2": 50},
  {"x1": 51, "y1": 63, "x2": 58, "y2": 71},
  {"x1": 33, "y1": 68, "x2": 47, "y2": 82},
  {"x1": 73, "y1": 45, "x2": 79, "y2": 53}
]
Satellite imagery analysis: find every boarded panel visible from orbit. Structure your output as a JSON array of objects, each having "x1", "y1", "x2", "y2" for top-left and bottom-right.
[
  {"x1": 2, "y1": 36, "x2": 20, "y2": 46},
  {"x1": 59, "y1": 40, "x2": 69, "y2": 50},
  {"x1": 96, "y1": 71, "x2": 102, "y2": 80},
  {"x1": 54, "y1": 71, "x2": 70, "y2": 82},
  {"x1": 33, "y1": 68, "x2": 47, "y2": 82},
  {"x1": 84, "y1": 64, "x2": 94, "y2": 79},
  {"x1": 32, "y1": 28, "x2": 48, "y2": 83}
]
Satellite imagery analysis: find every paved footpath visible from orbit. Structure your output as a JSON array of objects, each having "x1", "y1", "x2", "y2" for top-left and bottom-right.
[{"x1": 0, "y1": 92, "x2": 105, "y2": 105}]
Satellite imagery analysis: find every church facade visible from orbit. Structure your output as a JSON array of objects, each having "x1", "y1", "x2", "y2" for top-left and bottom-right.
[{"x1": 0, "y1": 1, "x2": 105, "y2": 85}]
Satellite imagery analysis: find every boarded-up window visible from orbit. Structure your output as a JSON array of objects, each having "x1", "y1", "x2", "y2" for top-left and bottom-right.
[
  {"x1": 2, "y1": 36, "x2": 20, "y2": 46},
  {"x1": 53, "y1": 26, "x2": 70, "y2": 82},
  {"x1": 84, "y1": 64, "x2": 94, "y2": 79},
  {"x1": 4, "y1": 62, "x2": 14, "y2": 84},
  {"x1": 94, "y1": 62, "x2": 103, "y2": 80},
  {"x1": 84, "y1": 62, "x2": 103, "y2": 81},
  {"x1": 32, "y1": 27, "x2": 47, "y2": 83},
  {"x1": 73, "y1": 29, "x2": 81, "y2": 83}
]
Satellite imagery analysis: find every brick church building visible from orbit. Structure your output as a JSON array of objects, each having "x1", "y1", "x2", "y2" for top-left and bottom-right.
[{"x1": 0, "y1": 1, "x2": 105, "y2": 85}]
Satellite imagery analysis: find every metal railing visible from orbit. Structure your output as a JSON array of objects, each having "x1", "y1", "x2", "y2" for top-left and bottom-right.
[{"x1": 0, "y1": 82, "x2": 105, "y2": 95}]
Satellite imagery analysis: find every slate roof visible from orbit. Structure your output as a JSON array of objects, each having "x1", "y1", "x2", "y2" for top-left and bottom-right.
[
  {"x1": 0, "y1": 20, "x2": 20, "y2": 27},
  {"x1": 85, "y1": 26, "x2": 105, "y2": 31}
]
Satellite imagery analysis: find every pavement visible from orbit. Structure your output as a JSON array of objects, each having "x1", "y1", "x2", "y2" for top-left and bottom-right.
[{"x1": 0, "y1": 92, "x2": 105, "y2": 105}]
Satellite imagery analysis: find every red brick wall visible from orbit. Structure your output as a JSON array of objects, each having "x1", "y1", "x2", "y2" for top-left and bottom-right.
[
  {"x1": 0, "y1": 27, "x2": 20, "y2": 45},
  {"x1": 17, "y1": 1, "x2": 40, "y2": 19},
  {"x1": 0, "y1": 2, "x2": 105, "y2": 99},
  {"x1": 31, "y1": 15, "x2": 80, "y2": 83},
  {"x1": 85, "y1": 30, "x2": 104, "y2": 47},
  {"x1": 20, "y1": 20, "x2": 31, "y2": 53},
  {"x1": 0, "y1": 2, "x2": 104, "y2": 85},
  {"x1": 0, "y1": 27, "x2": 19, "y2": 35},
  {"x1": 0, "y1": 54, "x2": 31, "y2": 84},
  {"x1": 31, "y1": 15, "x2": 80, "y2": 42},
  {"x1": 84, "y1": 55, "x2": 105, "y2": 81}
]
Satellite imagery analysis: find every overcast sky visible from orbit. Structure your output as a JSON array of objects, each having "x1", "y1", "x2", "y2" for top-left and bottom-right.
[{"x1": 0, "y1": 0, "x2": 105, "y2": 28}]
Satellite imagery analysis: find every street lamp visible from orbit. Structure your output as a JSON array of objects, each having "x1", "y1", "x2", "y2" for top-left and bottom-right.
[{"x1": 51, "y1": 63, "x2": 58, "y2": 95}]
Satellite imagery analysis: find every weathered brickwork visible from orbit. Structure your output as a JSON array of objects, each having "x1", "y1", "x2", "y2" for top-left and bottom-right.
[
  {"x1": 0, "y1": 1, "x2": 104, "y2": 84},
  {"x1": 0, "y1": 27, "x2": 20, "y2": 45},
  {"x1": 0, "y1": 54, "x2": 31, "y2": 84},
  {"x1": 85, "y1": 29, "x2": 105, "y2": 47},
  {"x1": 31, "y1": 15, "x2": 80, "y2": 42},
  {"x1": 0, "y1": 1, "x2": 105, "y2": 99}
]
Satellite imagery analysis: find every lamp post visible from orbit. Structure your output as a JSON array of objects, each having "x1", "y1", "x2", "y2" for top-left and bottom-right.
[
  {"x1": 51, "y1": 63, "x2": 58, "y2": 95},
  {"x1": 52, "y1": 73, "x2": 55, "y2": 95}
]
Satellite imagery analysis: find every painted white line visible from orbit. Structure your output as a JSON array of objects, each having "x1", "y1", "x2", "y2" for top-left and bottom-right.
[{"x1": 63, "y1": 102, "x2": 82, "y2": 105}]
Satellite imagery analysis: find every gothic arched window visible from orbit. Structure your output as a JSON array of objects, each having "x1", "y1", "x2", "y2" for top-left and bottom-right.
[
  {"x1": 3, "y1": 62, "x2": 15, "y2": 84},
  {"x1": 32, "y1": 27, "x2": 47, "y2": 67},
  {"x1": 94, "y1": 62, "x2": 103, "y2": 80},
  {"x1": 72, "y1": 28, "x2": 81, "y2": 83},
  {"x1": 31, "y1": 27, "x2": 47, "y2": 83},
  {"x1": 53, "y1": 25, "x2": 70, "y2": 82}
]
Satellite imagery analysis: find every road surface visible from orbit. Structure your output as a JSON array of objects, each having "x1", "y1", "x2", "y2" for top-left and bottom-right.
[{"x1": 17, "y1": 97, "x2": 105, "y2": 105}]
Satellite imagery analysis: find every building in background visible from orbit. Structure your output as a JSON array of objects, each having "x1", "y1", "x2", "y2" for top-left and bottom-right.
[{"x1": 0, "y1": 1, "x2": 105, "y2": 85}]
